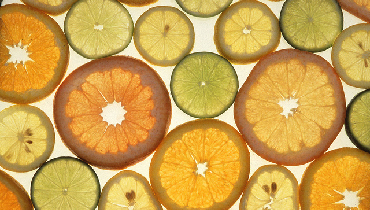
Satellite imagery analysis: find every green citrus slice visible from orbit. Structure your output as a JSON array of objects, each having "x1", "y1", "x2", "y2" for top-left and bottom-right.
[
  {"x1": 214, "y1": 0, "x2": 281, "y2": 64},
  {"x1": 170, "y1": 52, "x2": 238, "y2": 118},
  {"x1": 31, "y1": 156, "x2": 100, "y2": 210},
  {"x1": 0, "y1": 105, "x2": 54, "y2": 172},
  {"x1": 99, "y1": 170, "x2": 162, "y2": 210},
  {"x1": 118, "y1": 0, "x2": 158, "y2": 7},
  {"x1": 337, "y1": 0, "x2": 370, "y2": 23},
  {"x1": 134, "y1": 6, "x2": 195, "y2": 66},
  {"x1": 175, "y1": 0, "x2": 233, "y2": 17},
  {"x1": 21, "y1": 0, "x2": 78, "y2": 15},
  {"x1": 280, "y1": 0, "x2": 343, "y2": 52},
  {"x1": 64, "y1": 0, "x2": 133, "y2": 59}
]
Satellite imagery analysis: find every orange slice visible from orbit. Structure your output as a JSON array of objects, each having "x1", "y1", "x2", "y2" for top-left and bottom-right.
[
  {"x1": 150, "y1": 119, "x2": 250, "y2": 209},
  {"x1": 0, "y1": 4, "x2": 69, "y2": 104},
  {"x1": 20, "y1": 0, "x2": 78, "y2": 15},
  {"x1": 54, "y1": 56, "x2": 171, "y2": 169},
  {"x1": 234, "y1": 49, "x2": 346, "y2": 165},
  {"x1": 337, "y1": 0, "x2": 370, "y2": 23}
]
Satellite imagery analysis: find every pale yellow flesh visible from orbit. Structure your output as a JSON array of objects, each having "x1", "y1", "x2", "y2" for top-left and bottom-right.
[{"x1": 178, "y1": 0, "x2": 231, "y2": 15}]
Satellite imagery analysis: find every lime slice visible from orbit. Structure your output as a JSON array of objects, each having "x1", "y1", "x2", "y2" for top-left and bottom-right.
[
  {"x1": 64, "y1": 0, "x2": 133, "y2": 59},
  {"x1": 280, "y1": 0, "x2": 343, "y2": 52},
  {"x1": 0, "y1": 105, "x2": 54, "y2": 172},
  {"x1": 118, "y1": 0, "x2": 158, "y2": 7},
  {"x1": 170, "y1": 52, "x2": 238, "y2": 118},
  {"x1": 31, "y1": 156, "x2": 100, "y2": 209},
  {"x1": 134, "y1": 6, "x2": 195, "y2": 66},
  {"x1": 175, "y1": 0, "x2": 233, "y2": 17}
]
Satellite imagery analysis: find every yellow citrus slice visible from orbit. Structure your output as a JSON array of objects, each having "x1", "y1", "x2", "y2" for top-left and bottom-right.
[
  {"x1": 21, "y1": 0, "x2": 78, "y2": 15},
  {"x1": 176, "y1": 0, "x2": 233, "y2": 17},
  {"x1": 118, "y1": 0, "x2": 158, "y2": 7},
  {"x1": 337, "y1": 0, "x2": 370, "y2": 23}
]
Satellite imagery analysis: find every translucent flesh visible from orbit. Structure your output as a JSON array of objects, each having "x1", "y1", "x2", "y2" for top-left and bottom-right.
[
  {"x1": 37, "y1": 0, "x2": 63, "y2": 6},
  {"x1": 354, "y1": 0, "x2": 370, "y2": 10},
  {"x1": 348, "y1": 92, "x2": 370, "y2": 149},
  {"x1": 0, "y1": 182, "x2": 21, "y2": 210},
  {"x1": 178, "y1": 0, "x2": 231, "y2": 15},
  {"x1": 246, "y1": 59, "x2": 336, "y2": 153}
]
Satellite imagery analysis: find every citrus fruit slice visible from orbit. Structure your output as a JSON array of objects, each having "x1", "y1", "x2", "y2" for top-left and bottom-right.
[
  {"x1": 0, "y1": 4, "x2": 69, "y2": 104},
  {"x1": 150, "y1": 119, "x2": 250, "y2": 210},
  {"x1": 0, "y1": 169, "x2": 33, "y2": 210},
  {"x1": 21, "y1": 0, "x2": 78, "y2": 15},
  {"x1": 176, "y1": 0, "x2": 232, "y2": 17},
  {"x1": 31, "y1": 156, "x2": 100, "y2": 210},
  {"x1": 118, "y1": 0, "x2": 158, "y2": 7},
  {"x1": 54, "y1": 56, "x2": 171, "y2": 169},
  {"x1": 214, "y1": 0, "x2": 281, "y2": 64},
  {"x1": 239, "y1": 165, "x2": 299, "y2": 210},
  {"x1": 280, "y1": 0, "x2": 343, "y2": 52},
  {"x1": 300, "y1": 147, "x2": 370, "y2": 209},
  {"x1": 337, "y1": 0, "x2": 370, "y2": 23},
  {"x1": 134, "y1": 6, "x2": 195, "y2": 66},
  {"x1": 170, "y1": 52, "x2": 238, "y2": 118},
  {"x1": 64, "y1": 0, "x2": 134, "y2": 59},
  {"x1": 234, "y1": 49, "x2": 346, "y2": 166},
  {"x1": 332, "y1": 23, "x2": 370, "y2": 89},
  {"x1": 99, "y1": 170, "x2": 162, "y2": 210},
  {"x1": 0, "y1": 105, "x2": 55, "y2": 172}
]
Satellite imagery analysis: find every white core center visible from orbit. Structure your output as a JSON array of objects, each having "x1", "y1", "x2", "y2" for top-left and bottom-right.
[
  {"x1": 196, "y1": 162, "x2": 208, "y2": 177},
  {"x1": 336, "y1": 189, "x2": 361, "y2": 208},
  {"x1": 94, "y1": 24, "x2": 104, "y2": 30},
  {"x1": 6, "y1": 42, "x2": 32, "y2": 65},
  {"x1": 278, "y1": 97, "x2": 299, "y2": 118},
  {"x1": 101, "y1": 101, "x2": 126, "y2": 125}
]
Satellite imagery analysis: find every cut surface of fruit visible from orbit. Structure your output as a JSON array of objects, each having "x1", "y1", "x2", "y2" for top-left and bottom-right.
[
  {"x1": 134, "y1": 6, "x2": 195, "y2": 66},
  {"x1": 239, "y1": 165, "x2": 299, "y2": 210},
  {"x1": 150, "y1": 119, "x2": 250, "y2": 210},
  {"x1": 64, "y1": 0, "x2": 133, "y2": 59},
  {"x1": 280, "y1": 0, "x2": 343, "y2": 52},
  {"x1": 99, "y1": 170, "x2": 162, "y2": 210},
  {"x1": 176, "y1": 0, "x2": 232, "y2": 17},
  {"x1": 337, "y1": 0, "x2": 370, "y2": 23},
  {"x1": 31, "y1": 156, "x2": 100, "y2": 210},
  {"x1": 170, "y1": 52, "x2": 238, "y2": 118},
  {"x1": 332, "y1": 23, "x2": 370, "y2": 88},
  {"x1": 21, "y1": 0, "x2": 78, "y2": 15},
  {"x1": 118, "y1": 0, "x2": 158, "y2": 6},
  {"x1": 300, "y1": 148, "x2": 370, "y2": 210},
  {"x1": 214, "y1": 0, "x2": 281, "y2": 64},
  {"x1": 54, "y1": 56, "x2": 171, "y2": 169},
  {"x1": 0, "y1": 105, "x2": 55, "y2": 172},
  {"x1": 234, "y1": 49, "x2": 346, "y2": 165},
  {"x1": 0, "y1": 4, "x2": 69, "y2": 104}
]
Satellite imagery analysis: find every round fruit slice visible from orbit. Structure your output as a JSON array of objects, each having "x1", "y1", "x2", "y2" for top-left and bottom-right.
[
  {"x1": 234, "y1": 49, "x2": 346, "y2": 166},
  {"x1": 239, "y1": 165, "x2": 299, "y2": 210},
  {"x1": 332, "y1": 23, "x2": 370, "y2": 89},
  {"x1": 214, "y1": 0, "x2": 281, "y2": 64},
  {"x1": 31, "y1": 156, "x2": 100, "y2": 210},
  {"x1": 150, "y1": 119, "x2": 250, "y2": 210},
  {"x1": 99, "y1": 170, "x2": 162, "y2": 210},
  {"x1": 337, "y1": 0, "x2": 370, "y2": 23},
  {"x1": 54, "y1": 56, "x2": 171, "y2": 169},
  {"x1": 300, "y1": 147, "x2": 370, "y2": 209},
  {"x1": 176, "y1": 0, "x2": 232, "y2": 17},
  {"x1": 118, "y1": 0, "x2": 158, "y2": 7},
  {"x1": 21, "y1": 0, "x2": 78, "y2": 15},
  {"x1": 0, "y1": 4, "x2": 69, "y2": 104},
  {"x1": 0, "y1": 169, "x2": 33, "y2": 210},
  {"x1": 0, "y1": 105, "x2": 55, "y2": 172},
  {"x1": 170, "y1": 52, "x2": 238, "y2": 118},
  {"x1": 134, "y1": 6, "x2": 195, "y2": 66},
  {"x1": 64, "y1": 0, "x2": 133, "y2": 59},
  {"x1": 280, "y1": 0, "x2": 343, "y2": 52}
]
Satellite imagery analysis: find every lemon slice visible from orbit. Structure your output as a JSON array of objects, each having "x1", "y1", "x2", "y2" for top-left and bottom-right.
[
  {"x1": 134, "y1": 6, "x2": 195, "y2": 66},
  {"x1": 176, "y1": 0, "x2": 233, "y2": 17},
  {"x1": 64, "y1": 0, "x2": 133, "y2": 59},
  {"x1": 21, "y1": 0, "x2": 78, "y2": 15}
]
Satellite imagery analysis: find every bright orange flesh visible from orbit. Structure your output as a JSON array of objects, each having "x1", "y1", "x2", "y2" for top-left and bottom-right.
[{"x1": 0, "y1": 182, "x2": 21, "y2": 210}]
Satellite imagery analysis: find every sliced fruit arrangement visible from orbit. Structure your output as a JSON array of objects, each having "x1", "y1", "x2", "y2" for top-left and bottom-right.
[
  {"x1": 214, "y1": 0, "x2": 281, "y2": 64},
  {"x1": 134, "y1": 6, "x2": 195, "y2": 66},
  {"x1": 239, "y1": 165, "x2": 299, "y2": 210},
  {"x1": 234, "y1": 49, "x2": 346, "y2": 166},
  {"x1": 280, "y1": 0, "x2": 343, "y2": 52},
  {"x1": 176, "y1": 0, "x2": 233, "y2": 17},
  {"x1": 31, "y1": 156, "x2": 100, "y2": 209},
  {"x1": 150, "y1": 119, "x2": 250, "y2": 210},
  {"x1": 0, "y1": 4, "x2": 69, "y2": 104},
  {"x1": 21, "y1": 0, "x2": 78, "y2": 15},
  {"x1": 54, "y1": 56, "x2": 171, "y2": 169},
  {"x1": 170, "y1": 52, "x2": 238, "y2": 118},
  {"x1": 99, "y1": 170, "x2": 162, "y2": 210},
  {"x1": 337, "y1": 0, "x2": 370, "y2": 23},
  {"x1": 332, "y1": 23, "x2": 370, "y2": 89},
  {"x1": 0, "y1": 105, "x2": 54, "y2": 172},
  {"x1": 300, "y1": 147, "x2": 370, "y2": 209},
  {"x1": 118, "y1": 0, "x2": 158, "y2": 7},
  {"x1": 64, "y1": 0, "x2": 133, "y2": 59}
]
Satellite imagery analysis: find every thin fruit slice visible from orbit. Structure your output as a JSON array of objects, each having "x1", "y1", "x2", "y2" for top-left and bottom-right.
[
  {"x1": 280, "y1": 0, "x2": 343, "y2": 52},
  {"x1": 214, "y1": 0, "x2": 281, "y2": 64},
  {"x1": 64, "y1": 0, "x2": 133, "y2": 59},
  {"x1": 150, "y1": 119, "x2": 250, "y2": 210},
  {"x1": 234, "y1": 49, "x2": 346, "y2": 165},
  {"x1": 239, "y1": 165, "x2": 299, "y2": 210},
  {"x1": 0, "y1": 169, "x2": 33, "y2": 210},
  {"x1": 0, "y1": 105, "x2": 54, "y2": 172},
  {"x1": 300, "y1": 147, "x2": 370, "y2": 209},
  {"x1": 332, "y1": 23, "x2": 370, "y2": 88},
  {"x1": 118, "y1": 0, "x2": 158, "y2": 7},
  {"x1": 170, "y1": 52, "x2": 238, "y2": 118},
  {"x1": 0, "y1": 4, "x2": 69, "y2": 104},
  {"x1": 21, "y1": 0, "x2": 78, "y2": 15},
  {"x1": 31, "y1": 156, "x2": 100, "y2": 210},
  {"x1": 176, "y1": 0, "x2": 232, "y2": 17},
  {"x1": 99, "y1": 170, "x2": 162, "y2": 210},
  {"x1": 54, "y1": 56, "x2": 171, "y2": 169},
  {"x1": 134, "y1": 6, "x2": 195, "y2": 66},
  {"x1": 337, "y1": 0, "x2": 370, "y2": 23}
]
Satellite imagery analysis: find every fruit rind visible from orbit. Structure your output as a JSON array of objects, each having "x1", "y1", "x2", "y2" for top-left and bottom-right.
[{"x1": 20, "y1": 0, "x2": 78, "y2": 15}]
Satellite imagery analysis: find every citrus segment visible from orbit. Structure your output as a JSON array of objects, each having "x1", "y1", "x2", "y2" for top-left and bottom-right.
[
  {"x1": 337, "y1": 0, "x2": 370, "y2": 23},
  {"x1": 176, "y1": 0, "x2": 232, "y2": 17},
  {"x1": 118, "y1": 0, "x2": 158, "y2": 7},
  {"x1": 21, "y1": 0, "x2": 78, "y2": 15}
]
